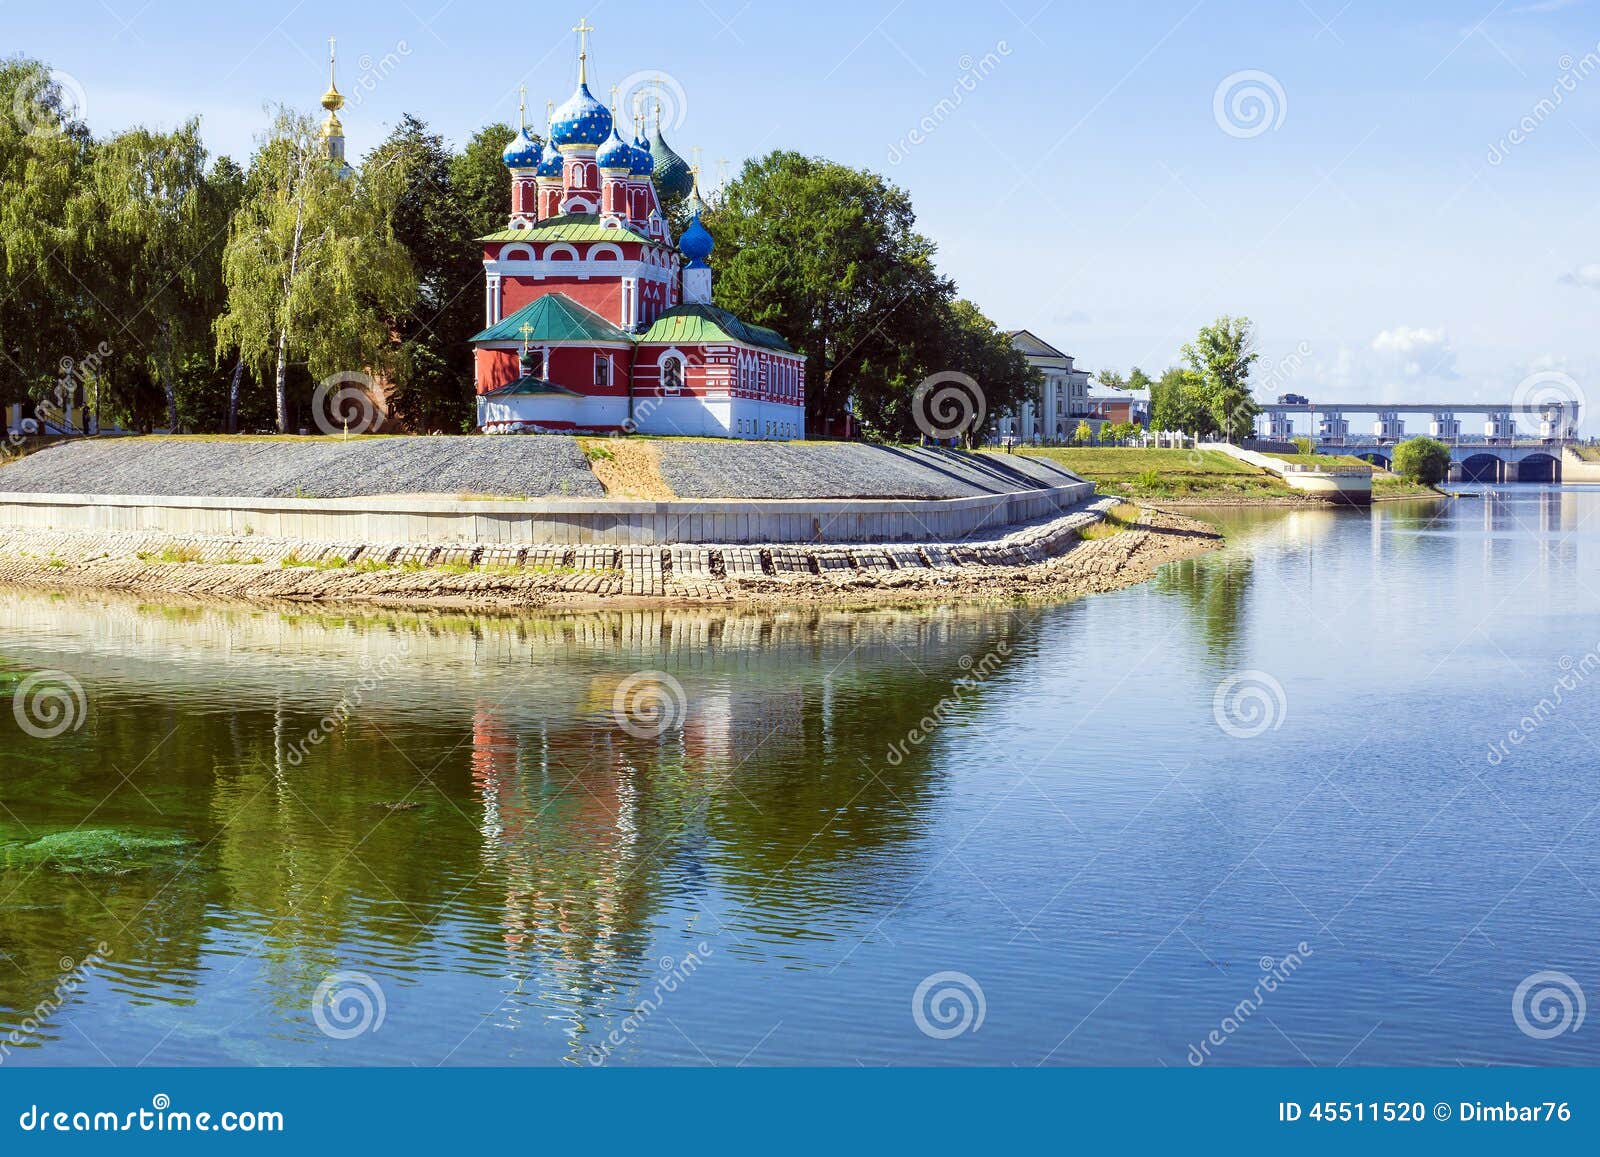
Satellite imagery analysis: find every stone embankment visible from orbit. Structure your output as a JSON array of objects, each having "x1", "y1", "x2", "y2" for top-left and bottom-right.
[{"x1": 0, "y1": 499, "x2": 1222, "y2": 610}]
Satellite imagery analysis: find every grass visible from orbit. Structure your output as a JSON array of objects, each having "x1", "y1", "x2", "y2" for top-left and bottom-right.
[
  {"x1": 1077, "y1": 502, "x2": 1143, "y2": 540},
  {"x1": 1002, "y1": 447, "x2": 1297, "y2": 500},
  {"x1": 136, "y1": 544, "x2": 204, "y2": 564}
]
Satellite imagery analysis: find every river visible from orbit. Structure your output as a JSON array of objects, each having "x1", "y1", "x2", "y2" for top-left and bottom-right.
[{"x1": 2, "y1": 484, "x2": 1597, "y2": 1066}]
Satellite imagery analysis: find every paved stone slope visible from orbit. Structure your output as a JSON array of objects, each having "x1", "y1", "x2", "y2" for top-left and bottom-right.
[
  {"x1": 654, "y1": 442, "x2": 1081, "y2": 499},
  {"x1": 0, "y1": 437, "x2": 1081, "y2": 501},
  {"x1": 0, "y1": 437, "x2": 607, "y2": 499}
]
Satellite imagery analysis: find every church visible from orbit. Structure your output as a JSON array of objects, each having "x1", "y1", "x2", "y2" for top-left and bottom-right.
[{"x1": 472, "y1": 22, "x2": 807, "y2": 440}]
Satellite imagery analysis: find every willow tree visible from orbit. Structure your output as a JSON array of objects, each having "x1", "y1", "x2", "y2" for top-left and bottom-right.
[
  {"x1": 76, "y1": 121, "x2": 240, "y2": 431},
  {"x1": 216, "y1": 108, "x2": 413, "y2": 432},
  {"x1": 0, "y1": 57, "x2": 92, "y2": 412}
]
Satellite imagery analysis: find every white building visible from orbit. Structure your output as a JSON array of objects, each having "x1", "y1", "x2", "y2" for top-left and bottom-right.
[{"x1": 999, "y1": 330, "x2": 1093, "y2": 443}]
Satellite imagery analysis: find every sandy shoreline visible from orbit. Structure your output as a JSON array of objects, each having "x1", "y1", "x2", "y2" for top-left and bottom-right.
[{"x1": 0, "y1": 507, "x2": 1222, "y2": 613}]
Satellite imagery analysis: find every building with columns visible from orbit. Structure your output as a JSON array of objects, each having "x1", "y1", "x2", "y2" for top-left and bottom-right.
[
  {"x1": 999, "y1": 330, "x2": 1093, "y2": 443},
  {"x1": 472, "y1": 22, "x2": 806, "y2": 439}
]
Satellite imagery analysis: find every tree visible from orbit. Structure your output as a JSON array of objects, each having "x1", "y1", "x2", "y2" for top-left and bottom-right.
[
  {"x1": 705, "y1": 151, "x2": 953, "y2": 434},
  {"x1": 1072, "y1": 419, "x2": 1094, "y2": 446},
  {"x1": 0, "y1": 57, "x2": 92, "y2": 417},
  {"x1": 216, "y1": 107, "x2": 414, "y2": 433},
  {"x1": 1096, "y1": 369, "x2": 1127, "y2": 392},
  {"x1": 859, "y1": 297, "x2": 1036, "y2": 445},
  {"x1": 1393, "y1": 436, "x2": 1450, "y2": 484},
  {"x1": 367, "y1": 114, "x2": 498, "y2": 432},
  {"x1": 74, "y1": 121, "x2": 241, "y2": 432},
  {"x1": 1182, "y1": 315, "x2": 1260, "y2": 441},
  {"x1": 1127, "y1": 366, "x2": 1153, "y2": 394},
  {"x1": 1150, "y1": 367, "x2": 1209, "y2": 435}
]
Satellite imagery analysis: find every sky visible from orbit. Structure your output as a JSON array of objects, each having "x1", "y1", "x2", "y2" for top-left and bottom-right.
[{"x1": 11, "y1": 0, "x2": 1600, "y2": 428}]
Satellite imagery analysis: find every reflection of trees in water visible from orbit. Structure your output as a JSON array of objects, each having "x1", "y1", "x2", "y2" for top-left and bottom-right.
[
  {"x1": 1151, "y1": 553, "x2": 1253, "y2": 661},
  {"x1": 0, "y1": 591, "x2": 1031, "y2": 1056}
]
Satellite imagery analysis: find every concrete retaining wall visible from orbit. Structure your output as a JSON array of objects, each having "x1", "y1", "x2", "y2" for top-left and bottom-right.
[
  {"x1": 0, "y1": 480, "x2": 1094, "y2": 546},
  {"x1": 1205, "y1": 443, "x2": 1373, "y2": 505}
]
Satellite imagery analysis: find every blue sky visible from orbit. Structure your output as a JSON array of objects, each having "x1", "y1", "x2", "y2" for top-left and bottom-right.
[{"x1": 14, "y1": 1, "x2": 1600, "y2": 425}]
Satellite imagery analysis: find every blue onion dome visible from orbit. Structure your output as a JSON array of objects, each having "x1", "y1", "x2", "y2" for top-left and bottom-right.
[
  {"x1": 649, "y1": 125, "x2": 694, "y2": 201},
  {"x1": 551, "y1": 82, "x2": 612, "y2": 147},
  {"x1": 501, "y1": 127, "x2": 543, "y2": 169},
  {"x1": 629, "y1": 134, "x2": 655, "y2": 178},
  {"x1": 679, "y1": 211, "x2": 713, "y2": 267},
  {"x1": 536, "y1": 138, "x2": 564, "y2": 179},
  {"x1": 597, "y1": 126, "x2": 634, "y2": 172}
]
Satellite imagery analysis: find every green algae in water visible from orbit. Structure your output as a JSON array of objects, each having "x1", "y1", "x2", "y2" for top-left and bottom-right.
[{"x1": 0, "y1": 828, "x2": 192, "y2": 875}]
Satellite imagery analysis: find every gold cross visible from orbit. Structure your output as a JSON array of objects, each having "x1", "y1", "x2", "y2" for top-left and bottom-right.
[
  {"x1": 573, "y1": 16, "x2": 594, "y2": 83},
  {"x1": 518, "y1": 83, "x2": 526, "y2": 129},
  {"x1": 519, "y1": 321, "x2": 533, "y2": 355}
]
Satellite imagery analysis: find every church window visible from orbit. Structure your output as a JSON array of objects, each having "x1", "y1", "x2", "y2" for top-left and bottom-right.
[
  {"x1": 594, "y1": 355, "x2": 611, "y2": 388},
  {"x1": 661, "y1": 355, "x2": 683, "y2": 392}
]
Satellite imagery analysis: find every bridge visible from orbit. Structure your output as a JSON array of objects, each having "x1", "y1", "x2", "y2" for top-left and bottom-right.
[{"x1": 1254, "y1": 400, "x2": 1581, "y2": 482}]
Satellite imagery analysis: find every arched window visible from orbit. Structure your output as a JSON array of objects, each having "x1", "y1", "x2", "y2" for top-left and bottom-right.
[{"x1": 661, "y1": 355, "x2": 684, "y2": 393}]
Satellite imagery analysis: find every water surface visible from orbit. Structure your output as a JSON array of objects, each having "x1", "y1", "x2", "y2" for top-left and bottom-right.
[{"x1": 2, "y1": 485, "x2": 1598, "y2": 1066}]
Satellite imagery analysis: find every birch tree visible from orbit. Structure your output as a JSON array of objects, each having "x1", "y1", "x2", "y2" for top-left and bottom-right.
[{"x1": 216, "y1": 108, "x2": 412, "y2": 432}]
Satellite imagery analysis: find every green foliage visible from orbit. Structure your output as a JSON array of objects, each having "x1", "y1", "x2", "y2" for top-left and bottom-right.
[
  {"x1": 705, "y1": 151, "x2": 955, "y2": 435},
  {"x1": 216, "y1": 107, "x2": 414, "y2": 432},
  {"x1": 1072, "y1": 419, "x2": 1095, "y2": 446},
  {"x1": 368, "y1": 114, "x2": 491, "y2": 432},
  {"x1": 1150, "y1": 367, "x2": 1209, "y2": 434},
  {"x1": 1182, "y1": 315, "x2": 1259, "y2": 441},
  {"x1": 1392, "y1": 436, "x2": 1451, "y2": 484},
  {"x1": 1292, "y1": 435, "x2": 1314, "y2": 455}
]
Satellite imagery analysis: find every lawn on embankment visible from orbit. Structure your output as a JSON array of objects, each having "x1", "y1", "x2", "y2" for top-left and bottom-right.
[{"x1": 998, "y1": 447, "x2": 1298, "y2": 500}]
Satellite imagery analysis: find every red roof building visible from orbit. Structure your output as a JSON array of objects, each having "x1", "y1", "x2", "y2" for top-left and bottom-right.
[{"x1": 472, "y1": 24, "x2": 806, "y2": 440}]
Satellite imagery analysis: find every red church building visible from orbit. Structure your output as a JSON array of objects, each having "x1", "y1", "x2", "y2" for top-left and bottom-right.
[{"x1": 473, "y1": 22, "x2": 806, "y2": 440}]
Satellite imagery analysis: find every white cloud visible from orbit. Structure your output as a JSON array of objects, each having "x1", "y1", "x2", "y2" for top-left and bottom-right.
[
  {"x1": 1559, "y1": 263, "x2": 1600, "y2": 289},
  {"x1": 1371, "y1": 326, "x2": 1458, "y2": 379}
]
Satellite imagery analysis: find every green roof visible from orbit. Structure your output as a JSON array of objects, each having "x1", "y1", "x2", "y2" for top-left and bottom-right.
[
  {"x1": 483, "y1": 376, "x2": 584, "y2": 398},
  {"x1": 471, "y1": 294, "x2": 635, "y2": 345},
  {"x1": 638, "y1": 304, "x2": 795, "y2": 353},
  {"x1": 478, "y1": 214, "x2": 649, "y2": 244}
]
